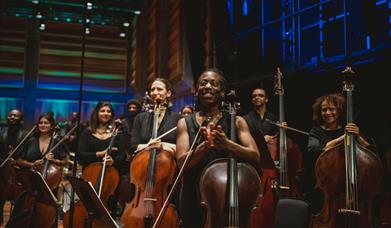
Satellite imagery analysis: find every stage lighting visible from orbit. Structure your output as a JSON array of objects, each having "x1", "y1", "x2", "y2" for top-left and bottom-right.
[
  {"x1": 35, "y1": 12, "x2": 43, "y2": 19},
  {"x1": 86, "y1": 2, "x2": 93, "y2": 10},
  {"x1": 39, "y1": 21, "x2": 46, "y2": 31}
]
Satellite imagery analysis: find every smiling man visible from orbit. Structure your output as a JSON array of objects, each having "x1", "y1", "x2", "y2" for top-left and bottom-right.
[{"x1": 175, "y1": 68, "x2": 260, "y2": 228}]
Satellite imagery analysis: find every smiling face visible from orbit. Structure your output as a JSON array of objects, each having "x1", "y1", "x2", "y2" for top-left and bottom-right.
[
  {"x1": 97, "y1": 105, "x2": 113, "y2": 125},
  {"x1": 251, "y1": 88, "x2": 268, "y2": 108},
  {"x1": 197, "y1": 71, "x2": 225, "y2": 106},
  {"x1": 7, "y1": 109, "x2": 22, "y2": 125},
  {"x1": 38, "y1": 116, "x2": 53, "y2": 135},
  {"x1": 150, "y1": 80, "x2": 171, "y2": 104},
  {"x1": 320, "y1": 100, "x2": 339, "y2": 127}
]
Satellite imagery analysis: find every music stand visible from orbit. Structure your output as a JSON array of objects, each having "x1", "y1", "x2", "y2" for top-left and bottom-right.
[
  {"x1": 17, "y1": 169, "x2": 59, "y2": 207},
  {"x1": 67, "y1": 176, "x2": 119, "y2": 228}
]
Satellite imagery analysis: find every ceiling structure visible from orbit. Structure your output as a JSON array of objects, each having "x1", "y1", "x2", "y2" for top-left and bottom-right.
[{"x1": 0, "y1": 0, "x2": 143, "y2": 26}]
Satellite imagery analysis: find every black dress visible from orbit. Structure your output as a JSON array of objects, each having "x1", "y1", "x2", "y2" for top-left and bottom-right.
[{"x1": 21, "y1": 135, "x2": 67, "y2": 162}]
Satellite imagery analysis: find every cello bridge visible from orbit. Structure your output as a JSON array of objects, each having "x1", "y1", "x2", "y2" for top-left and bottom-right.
[
  {"x1": 338, "y1": 209, "x2": 361, "y2": 215},
  {"x1": 279, "y1": 185, "x2": 290, "y2": 190},
  {"x1": 144, "y1": 197, "x2": 157, "y2": 202}
]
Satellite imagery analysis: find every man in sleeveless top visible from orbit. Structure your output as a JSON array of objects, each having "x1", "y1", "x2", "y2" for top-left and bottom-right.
[
  {"x1": 175, "y1": 69, "x2": 260, "y2": 228},
  {"x1": 0, "y1": 109, "x2": 27, "y2": 225}
]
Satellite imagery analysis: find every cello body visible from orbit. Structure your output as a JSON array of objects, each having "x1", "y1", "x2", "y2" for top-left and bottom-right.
[
  {"x1": 376, "y1": 146, "x2": 391, "y2": 227},
  {"x1": 0, "y1": 161, "x2": 22, "y2": 202},
  {"x1": 310, "y1": 142, "x2": 382, "y2": 228},
  {"x1": 199, "y1": 158, "x2": 260, "y2": 228},
  {"x1": 311, "y1": 67, "x2": 383, "y2": 228},
  {"x1": 251, "y1": 68, "x2": 303, "y2": 228},
  {"x1": 251, "y1": 137, "x2": 303, "y2": 228},
  {"x1": 62, "y1": 163, "x2": 120, "y2": 228},
  {"x1": 120, "y1": 148, "x2": 179, "y2": 228}
]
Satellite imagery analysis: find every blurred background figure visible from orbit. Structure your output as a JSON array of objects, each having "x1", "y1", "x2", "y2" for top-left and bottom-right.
[{"x1": 180, "y1": 105, "x2": 194, "y2": 118}]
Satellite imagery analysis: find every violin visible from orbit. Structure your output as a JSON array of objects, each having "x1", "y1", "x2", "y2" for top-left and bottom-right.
[
  {"x1": 121, "y1": 100, "x2": 179, "y2": 228},
  {"x1": 310, "y1": 67, "x2": 383, "y2": 228},
  {"x1": 198, "y1": 90, "x2": 261, "y2": 227},
  {"x1": 251, "y1": 68, "x2": 303, "y2": 227}
]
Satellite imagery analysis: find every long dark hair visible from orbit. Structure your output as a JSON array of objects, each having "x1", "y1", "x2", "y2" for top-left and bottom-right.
[
  {"x1": 89, "y1": 101, "x2": 114, "y2": 133},
  {"x1": 36, "y1": 113, "x2": 56, "y2": 135}
]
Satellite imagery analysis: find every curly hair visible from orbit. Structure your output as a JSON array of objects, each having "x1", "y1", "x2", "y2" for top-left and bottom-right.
[{"x1": 312, "y1": 93, "x2": 345, "y2": 125}]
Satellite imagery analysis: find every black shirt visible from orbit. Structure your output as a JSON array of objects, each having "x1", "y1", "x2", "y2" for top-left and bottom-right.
[
  {"x1": 244, "y1": 110, "x2": 278, "y2": 136},
  {"x1": 130, "y1": 109, "x2": 180, "y2": 153},
  {"x1": 78, "y1": 128, "x2": 125, "y2": 173},
  {"x1": 0, "y1": 126, "x2": 27, "y2": 160}
]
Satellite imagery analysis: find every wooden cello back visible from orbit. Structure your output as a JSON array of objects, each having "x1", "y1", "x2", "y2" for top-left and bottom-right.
[{"x1": 310, "y1": 67, "x2": 383, "y2": 228}]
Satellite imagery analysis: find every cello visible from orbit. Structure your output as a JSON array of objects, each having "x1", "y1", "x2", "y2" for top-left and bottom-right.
[
  {"x1": 0, "y1": 125, "x2": 36, "y2": 205},
  {"x1": 310, "y1": 67, "x2": 383, "y2": 228},
  {"x1": 120, "y1": 100, "x2": 179, "y2": 228},
  {"x1": 63, "y1": 122, "x2": 120, "y2": 228},
  {"x1": 251, "y1": 68, "x2": 303, "y2": 228},
  {"x1": 377, "y1": 146, "x2": 391, "y2": 227},
  {"x1": 31, "y1": 124, "x2": 77, "y2": 228},
  {"x1": 198, "y1": 91, "x2": 261, "y2": 228}
]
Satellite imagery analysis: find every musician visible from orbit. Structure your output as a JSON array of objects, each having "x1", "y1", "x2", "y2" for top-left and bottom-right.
[
  {"x1": 180, "y1": 105, "x2": 194, "y2": 118},
  {"x1": 0, "y1": 109, "x2": 26, "y2": 161},
  {"x1": 117, "y1": 99, "x2": 141, "y2": 212},
  {"x1": 78, "y1": 101, "x2": 124, "y2": 169},
  {"x1": 175, "y1": 69, "x2": 260, "y2": 228},
  {"x1": 8, "y1": 114, "x2": 67, "y2": 227},
  {"x1": 0, "y1": 109, "x2": 26, "y2": 224},
  {"x1": 61, "y1": 111, "x2": 81, "y2": 153},
  {"x1": 122, "y1": 100, "x2": 142, "y2": 136},
  {"x1": 17, "y1": 113, "x2": 67, "y2": 169},
  {"x1": 130, "y1": 78, "x2": 180, "y2": 155},
  {"x1": 244, "y1": 86, "x2": 278, "y2": 144},
  {"x1": 78, "y1": 101, "x2": 125, "y2": 217},
  {"x1": 304, "y1": 93, "x2": 370, "y2": 211}
]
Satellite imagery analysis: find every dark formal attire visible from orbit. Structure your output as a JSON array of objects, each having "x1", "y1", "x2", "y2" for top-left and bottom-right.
[
  {"x1": 7, "y1": 135, "x2": 66, "y2": 228},
  {"x1": 243, "y1": 110, "x2": 278, "y2": 136},
  {"x1": 130, "y1": 109, "x2": 180, "y2": 153},
  {"x1": 21, "y1": 136, "x2": 67, "y2": 163},
  {"x1": 0, "y1": 125, "x2": 27, "y2": 161},
  {"x1": 0, "y1": 125, "x2": 26, "y2": 224},
  {"x1": 78, "y1": 128, "x2": 125, "y2": 173}
]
